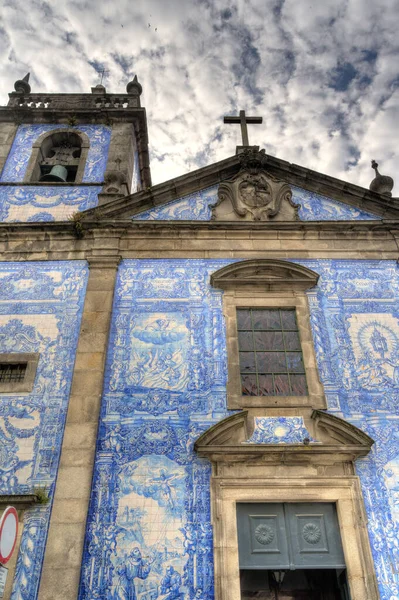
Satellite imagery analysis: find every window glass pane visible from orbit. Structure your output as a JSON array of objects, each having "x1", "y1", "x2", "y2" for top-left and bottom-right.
[
  {"x1": 286, "y1": 352, "x2": 305, "y2": 373},
  {"x1": 237, "y1": 310, "x2": 252, "y2": 330},
  {"x1": 290, "y1": 374, "x2": 308, "y2": 395},
  {"x1": 238, "y1": 331, "x2": 254, "y2": 351},
  {"x1": 257, "y1": 352, "x2": 287, "y2": 373},
  {"x1": 252, "y1": 310, "x2": 281, "y2": 330},
  {"x1": 274, "y1": 374, "x2": 290, "y2": 395},
  {"x1": 240, "y1": 352, "x2": 256, "y2": 372},
  {"x1": 254, "y1": 331, "x2": 284, "y2": 351},
  {"x1": 284, "y1": 331, "x2": 301, "y2": 351},
  {"x1": 280, "y1": 310, "x2": 298, "y2": 330},
  {"x1": 241, "y1": 374, "x2": 258, "y2": 396},
  {"x1": 258, "y1": 374, "x2": 274, "y2": 396},
  {"x1": 236, "y1": 308, "x2": 307, "y2": 396}
]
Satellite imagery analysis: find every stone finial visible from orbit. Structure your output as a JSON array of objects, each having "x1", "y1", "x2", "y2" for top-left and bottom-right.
[
  {"x1": 14, "y1": 72, "x2": 31, "y2": 94},
  {"x1": 126, "y1": 75, "x2": 142, "y2": 96},
  {"x1": 369, "y1": 160, "x2": 394, "y2": 197},
  {"x1": 91, "y1": 84, "x2": 106, "y2": 94}
]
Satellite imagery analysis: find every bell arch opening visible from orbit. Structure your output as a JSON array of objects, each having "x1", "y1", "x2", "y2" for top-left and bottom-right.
[{"x1": 25, "y1": 128, "x2": 90, "y2": 183}]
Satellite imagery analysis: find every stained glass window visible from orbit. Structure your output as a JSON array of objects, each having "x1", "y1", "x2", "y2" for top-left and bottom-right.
[{"x1": 237, "y1": 309, "x2": 307, "y2": 396}]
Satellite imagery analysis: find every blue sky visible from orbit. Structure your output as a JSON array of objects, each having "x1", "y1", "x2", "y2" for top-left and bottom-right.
[{"x1": 1, "y1": 0, "x2": 398, "y2": 190}]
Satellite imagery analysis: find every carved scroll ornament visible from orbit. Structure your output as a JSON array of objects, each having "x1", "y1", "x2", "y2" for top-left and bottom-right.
[{"x1": 212, "y1": 151, "x2": 299, "y2": 221}]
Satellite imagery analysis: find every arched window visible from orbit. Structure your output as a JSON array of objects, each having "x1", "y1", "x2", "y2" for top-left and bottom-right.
[{"x1": 25, "y1": 129, "x2": 90, "y2": 183}]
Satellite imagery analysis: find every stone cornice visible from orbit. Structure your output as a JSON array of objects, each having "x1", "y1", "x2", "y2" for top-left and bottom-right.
[{"x1": 82, "y1": 152, "x2": 399, "y2": 220}]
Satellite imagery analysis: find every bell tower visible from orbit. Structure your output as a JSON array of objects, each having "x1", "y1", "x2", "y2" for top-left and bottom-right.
[{"x1": 0, "y1": 73, "x2": 151, "y2": 222}]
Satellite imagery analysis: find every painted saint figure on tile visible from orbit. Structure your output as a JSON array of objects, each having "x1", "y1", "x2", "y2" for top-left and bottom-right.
[
  {"x1": 348, "y1": 315, "x2": 399, "y2": 389},
  {"x1": 114, "y1": 547, "x2": 152, "y2": 600}
]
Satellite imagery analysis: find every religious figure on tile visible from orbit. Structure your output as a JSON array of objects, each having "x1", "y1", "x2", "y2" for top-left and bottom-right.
[
  {"x1": 159, "y1": 566, "x2": 183, "y2": 600},
  {"x1": 350, "y1": 320, "x2": 399, "y2": 390},
  {"x1": 114, "y1": 547, "x2": 152, "y2": 600}
]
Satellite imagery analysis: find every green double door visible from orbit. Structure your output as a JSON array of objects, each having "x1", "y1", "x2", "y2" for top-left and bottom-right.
[{"x1": 237, "y1": 503, "x2": 350, "y2": 600}]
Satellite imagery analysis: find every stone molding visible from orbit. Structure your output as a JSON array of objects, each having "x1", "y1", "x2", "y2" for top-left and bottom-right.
[
  {"x1": 210, "y1": 259, "x2": 319, "y2": 291},
  {"x1": 0, "y1": 221, "x2": 398, "y2": 262},
  {"x1": 213, "y1": 260, "x2": 325, "y2": 409},
  {"x1": 0, "y1": 494, "x2": 38, "y2": 510},
  {"x1": 195, "y1": 410, "x2": 374, "y2": 464}
]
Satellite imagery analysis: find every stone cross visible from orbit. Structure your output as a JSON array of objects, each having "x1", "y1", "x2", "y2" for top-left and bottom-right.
[{"x1": 223, "y1": 110, "x2": 263, "y2": 146}]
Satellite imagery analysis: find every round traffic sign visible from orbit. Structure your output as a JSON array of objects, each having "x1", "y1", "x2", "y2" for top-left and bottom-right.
[{"x1": 0, "y1": 507, "x2": 18, "y2": 564}]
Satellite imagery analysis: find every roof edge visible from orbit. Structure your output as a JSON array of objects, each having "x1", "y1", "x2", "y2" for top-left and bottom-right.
[{"x1": 82, "y1": 151, "x2": 399, "y2": 221}]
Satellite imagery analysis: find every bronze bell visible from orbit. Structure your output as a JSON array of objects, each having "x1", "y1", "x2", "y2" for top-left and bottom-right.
[{"x1": 39, "y1": 164, "x2": 68, "y2": 182}]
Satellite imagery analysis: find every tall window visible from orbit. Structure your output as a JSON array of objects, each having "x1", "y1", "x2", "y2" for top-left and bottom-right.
[{"x1": 237, "y1": 308, "x2": 307, "y2": 396}]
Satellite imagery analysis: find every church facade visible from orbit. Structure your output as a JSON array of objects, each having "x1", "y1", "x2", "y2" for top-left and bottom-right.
[{"x1": 0, "y1": 75, "x2": 398, "y2": 600}]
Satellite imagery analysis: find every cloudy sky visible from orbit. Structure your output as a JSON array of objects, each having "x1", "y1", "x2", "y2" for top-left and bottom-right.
[{"x1": 1, "y1": 0, "x2": 399, "y2": 190}]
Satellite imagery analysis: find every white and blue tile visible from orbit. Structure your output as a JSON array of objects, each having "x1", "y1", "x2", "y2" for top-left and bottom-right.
[
  {"x1": 246, "y1": 417, "x2": 319, "y2": 444},
  {"x1": 0, "y1": 261, "x2": 88, "y2": 600}
]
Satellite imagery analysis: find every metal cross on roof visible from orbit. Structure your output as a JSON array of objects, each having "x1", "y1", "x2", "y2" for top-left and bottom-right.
[
  {"x1": 98, "y1": 69, "x2": 109, "y2": 85},
  {"x1": 223, "y1": 110, "x2": 263, "y2": 146}
]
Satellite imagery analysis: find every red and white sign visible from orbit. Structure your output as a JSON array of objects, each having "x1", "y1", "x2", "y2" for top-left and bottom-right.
[{"x1": 0, "y1": 507, "x2": 18, "y2": 565}]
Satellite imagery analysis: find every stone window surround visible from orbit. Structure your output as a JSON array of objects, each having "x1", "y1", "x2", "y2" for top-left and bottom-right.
[
  {"x1": 0, "y1": 353, "x2": 39, "y2": 393},
  {"x1": 210, "y1": 260, "x2": 325, "y2": 410},
  {"x1": 23, "y1": 128, "x2": 90, "y2": 184}
]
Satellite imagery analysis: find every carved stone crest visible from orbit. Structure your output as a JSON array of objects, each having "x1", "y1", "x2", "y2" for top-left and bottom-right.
[{"x1": 212, "y1": 148, "x2": 299, "y2": 221}]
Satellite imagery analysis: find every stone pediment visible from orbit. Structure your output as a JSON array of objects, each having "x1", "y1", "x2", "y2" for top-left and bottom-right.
[
  {"x1": 211, "y1": 149, "x2": 299, "y2": 221},
  {"x1": 78, "y1": 148, "x2": 398, "y2": 221},
  {"x1": 194, "y1": 410, "x2": 373, "y2": 465},
  {"x1": 210, "y1": 259, "x2": 319, "y2": 292}
]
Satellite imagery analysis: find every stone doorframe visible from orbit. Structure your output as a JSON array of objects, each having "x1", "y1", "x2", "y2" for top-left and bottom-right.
[{"x1": 195, "y1": 410, "x2": 380, "y2": 600}]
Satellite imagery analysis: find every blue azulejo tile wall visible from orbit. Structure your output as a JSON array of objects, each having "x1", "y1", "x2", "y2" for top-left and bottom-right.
[
  {"x1": 0, "y1": 186, "x2": 102, "y2": 222},
  {"x1": 81, "y1": 258, "x2": 399, "y2": 600},
  {"x1": 300, "y1": 259, "x2": 399, "y2": 600},
  {"x1": 0, "y1": 261, "x2": 88, "y2": 600},
  {"x1": 79, "y1": 259, "x2": 231, "y2": 600},
  {"x1": 0, "y1": 124, "x2": 111, "y2": 222},
  {"x1": 132, "y1": 186, "x2": 379, "y2": 222}
]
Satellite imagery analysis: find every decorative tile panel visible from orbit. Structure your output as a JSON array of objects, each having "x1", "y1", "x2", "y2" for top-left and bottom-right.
[
  {"x1": 298, "y1": 259, "x2": 399, "y2": 599},
  {"x1": 133, "y1": 187, "x2": 218, "y2": 221},
  {"x1": 0, "y1": 124, "x2": 111, "y2": 183},
  {"x1": 79, "y1": 259, "x2": 231, "y2": 600},
  {"x1": 294, "y1": 187, "x2": 379, "y2": 220},
  {"x1": 0, "y1": 186, "x2": 101, "y2": 222},
  {"x1": 132, "y1": 185, "x2": 379, "y2": 222},
  {"x1": 245, "y1": 417, "x2": 319, "y2": 444},
  {"x1": 0, "y1": 262, "x2": 88, "y2": 600}
]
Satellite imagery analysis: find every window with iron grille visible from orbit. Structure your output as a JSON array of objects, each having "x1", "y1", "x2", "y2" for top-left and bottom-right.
[
  {"x1": 0, "y1": 363, "x2": 28, "y2": 383},
  {"x1": 237, "y1": 308, "x2": 307, "y2": 396}
]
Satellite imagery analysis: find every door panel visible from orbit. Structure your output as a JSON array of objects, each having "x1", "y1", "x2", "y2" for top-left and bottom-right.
[
  {"x1": 285, "y1": 504, "x2": 345, "y2": 569},
  {"x1": 237, "y1": 503, "x2": 345, "y2": 570},
  {"x1": 237, "y1": 503, "x2": 290, "y2": 569}
]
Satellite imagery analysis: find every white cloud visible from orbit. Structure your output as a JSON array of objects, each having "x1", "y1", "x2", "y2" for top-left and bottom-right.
[{"x1": 1, "y1": 0, "x2": 399, "y2": 192}]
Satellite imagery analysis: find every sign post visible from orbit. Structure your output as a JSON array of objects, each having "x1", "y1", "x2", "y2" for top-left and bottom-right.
[{"x1": 0, "y1": 564, "x2": 7, "y2": 598}]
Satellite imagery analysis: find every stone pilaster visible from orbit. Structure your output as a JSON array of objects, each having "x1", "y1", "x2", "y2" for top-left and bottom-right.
[{"x1": 38, "y1": 256, "x2": 120, "y2": 600}]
